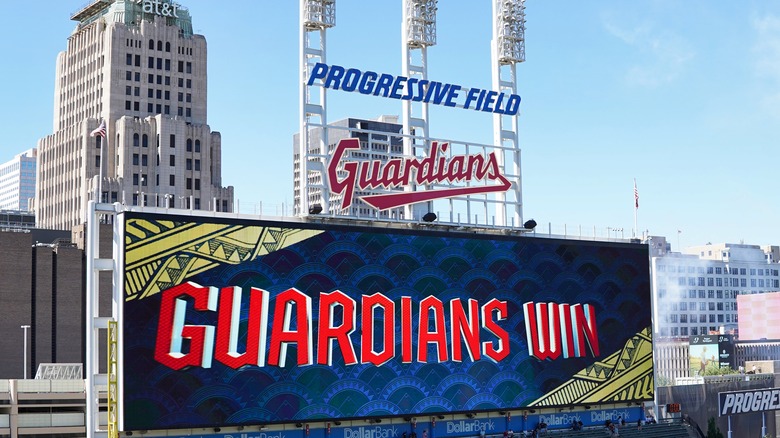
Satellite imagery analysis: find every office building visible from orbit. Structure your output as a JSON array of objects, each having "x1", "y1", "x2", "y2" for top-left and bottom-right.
[
  {"x1": 36, "y1": 0, "x2": 233, "y2": 231},
  {"x1": 0, "y1": 149, "x2": 37, "y2": 211},
  {"x1": 650, "y1": 236, "x2": 780, "y2": 339}
]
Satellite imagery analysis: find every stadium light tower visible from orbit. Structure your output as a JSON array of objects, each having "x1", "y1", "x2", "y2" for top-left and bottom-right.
[
  {"x1": 401, "y1": 0, "x2": 437, "y2": 221},
  {"x1": 491, "y1": 0, "x2": 525, "y2": 226},
  {"x1": 299, "y1": 0, "x2": 336, "y2": 217}
]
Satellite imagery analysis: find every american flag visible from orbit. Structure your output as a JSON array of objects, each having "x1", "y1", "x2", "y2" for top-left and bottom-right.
[
  {"x1": 90, "y1": 119, "x2": 106, "y2": 138},
  {"x1": 634, "y1": 179, "x2": 639, "y2": 209}
]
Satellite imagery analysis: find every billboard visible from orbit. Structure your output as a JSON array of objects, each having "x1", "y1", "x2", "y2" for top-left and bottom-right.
[
  {"x1": 689, "y1": 335, "x2": 735, "y2": 375},
  {"x1": 120, "y1": 212, "x2": 653, "y2": 430}
]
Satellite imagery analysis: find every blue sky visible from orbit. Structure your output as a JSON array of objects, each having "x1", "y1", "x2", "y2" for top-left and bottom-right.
[{"x1": 1, "y1": 1, "x2": 779, "y2": 249}]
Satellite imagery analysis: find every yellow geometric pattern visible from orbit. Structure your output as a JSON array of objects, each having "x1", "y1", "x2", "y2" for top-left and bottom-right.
[
  {"x1": 124, "y1": 218, "x2": 322, "y2": 301},
  {"x1": 530, "y1": 326, "x2": 654, "y2": 406}
]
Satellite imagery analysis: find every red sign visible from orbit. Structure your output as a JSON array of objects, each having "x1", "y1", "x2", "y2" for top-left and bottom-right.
[{"x1": 328, "y1": 139, "x2": 511, "y2": 210}]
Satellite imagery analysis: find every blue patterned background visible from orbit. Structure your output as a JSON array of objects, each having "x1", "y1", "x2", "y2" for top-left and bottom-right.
[{"x1": 122, "y1": 218, "x2": 650, "y2": 430}]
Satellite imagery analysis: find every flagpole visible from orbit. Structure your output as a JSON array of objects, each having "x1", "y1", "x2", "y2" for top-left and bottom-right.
[{"x1": 633, "y1": 178, "x2": 638, "y2": 239}]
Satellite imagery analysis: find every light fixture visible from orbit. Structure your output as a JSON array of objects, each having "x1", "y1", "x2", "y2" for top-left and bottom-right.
[
  {"x1": 126, "y1": 433, "x2": 133, "y2": 437},
  {"x1": 529, "y1": 409, "x2": 536, "y2": 414},
  {"x1": 374, "y1": 419, "x2": 382, "y2": 424},
  {"x1": 523, "y1": 219, "x2": 537, "y2": 230},
  {"x1": 296, "y1": 423, "x2": 303, "y2": 428},
  {"x1": 237, "y1": 426, "x2": 244, "y2": 431},
  {"x1": 259, "y1": 426, "x2": 268, "y2": 431},
  {"x1": 214, "y1": 427, "x2": 221, "y2": 433},
  {"x1": 466, "y1": 413, "x2": 475, "y2": 419},
  {"x1": 422, "y1": 212, "x2": 437, "y2": 222},
  {"x1": 498, "y1": 411, "x2": 506, "y2": 415},
  {"x1": 437, "y1": 415, "x2": 445, "y2": 420},
  {"x1": 403, "y1": 417, "x2": 412, "y2": 422},
  {"x1": 309, "y1": 203, "x2": 323, "y2": 215},
  {"x1": 584, "y1": 406, "x2": 591, "y2": 410},
  {"x1": 334, "y1": 421, "x2": 342, "y2": 426}
]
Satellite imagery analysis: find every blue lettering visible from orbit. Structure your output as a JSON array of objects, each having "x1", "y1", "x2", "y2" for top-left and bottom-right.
[
  {"x1": 481, "y1": 90, "x2": 498, "y2": 112},
  {"x1": 444, "y1": 85, "x2": 461, "y2": 107},
  {"x1": 307, "y1": 62, "x2": 329, "y2": 86},
  {"x1": 358, "y1": 71, "x2": 378, "y2": 94},
  {"x1": 389, "y1": 75, "x2": 407, "y2": 99},
  {"x1": 413, "y1": 79, "x2": 429, "y2": 102},
  {"x1": 342, "y1": 68, "x2": 362, "y2": 92},
  {"x1": 324, "y1": 64, "x2": 346, "y2": 89},
  {"x1": 504, "y1": 94, "x2": 521, "y2": 115},
  {"x1": 492, "y1": 92, "x2": 505, "y2": 114},
  {"x1": 463, "y1": 88, "x2": 481, "y2": 109},
  {"x1": 403, "y1": 78, "x2": 418, "y2": 100},
  {"x1": 373, "y1": 73, "x2": 394, "y2": 97}
]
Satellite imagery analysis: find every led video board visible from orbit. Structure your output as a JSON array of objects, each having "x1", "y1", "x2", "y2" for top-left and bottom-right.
[{"x1": 119, "y1": 212, "x2": 653, "y2": 430}]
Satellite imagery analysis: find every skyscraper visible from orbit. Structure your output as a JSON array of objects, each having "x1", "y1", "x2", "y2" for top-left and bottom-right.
[
  {"x1": 0, "y1": 149, "x2": 37, "y2": 211},
  {"x1": 36, "y1": 0, "x2": 233, "y2": 230}
]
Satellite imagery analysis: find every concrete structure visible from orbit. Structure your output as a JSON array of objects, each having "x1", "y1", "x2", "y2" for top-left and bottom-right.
[
  {"x1": 649, "y1": 236, "x2": 780, "y2": 339},
  {"x1": 0, "y1": 149, "x2": 37, "y2": 211},
  {"x1": 36, "y1": 0, "x2": 233, "y2": 231}
]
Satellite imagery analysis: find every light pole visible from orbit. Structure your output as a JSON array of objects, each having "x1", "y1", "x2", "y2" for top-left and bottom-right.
[{"x1": 21, "y1": 325, "x2": 30, "y2": 379}]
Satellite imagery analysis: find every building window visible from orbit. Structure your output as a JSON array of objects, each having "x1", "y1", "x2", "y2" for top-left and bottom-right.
[
  {"x1": 170, "y1": 175, "x2": 175, "y2": 186},
  {"x1": 186, "y1": 178, "x2": 192, "y2": 189},
  {"x1": 134, "y1": 87, "x2": 140, "y2": 96},
  {"x1": 170, "y1": 155, "x2": 175, "y2": 166},
  {"x1": 178, "y1": 60, "x2": 184, "y2": 72},
  {"x1": 134, "y1": 101, "x2": 139, "y2": 111},
  {"x1": 164, "y1": 90, "x2": 170, "y2": 100},
  {"x1": 148, "y1": 56, "x2": 154, "y2": 68},
  {"x1": 164, "y1": 105, "x2": 170, "y2": 115},
  {"x1": 186, "y1": 158, "x2": 192, "y2": 170},
  {"x1": 194, "y1": 159, "x2": 200, "y2": 171},
  {"x1": 126, "y1": 53, "x2": 133, "y2": 65},
  {"x1": 186, "y1": 107, "x2": 191, "y2": 117},
  {"x1": 178, "y1": 92, "x2": 184, "y2": 102},
  {"x1": 133, "y1": 173, "x2": 139, "y2": 186},
  {"x1": 222, "y1": 200, "x2": 228, "y2": 212},
  {"x1": 186, "y1": 79, "x2": 192, "y2": 88},
  {"x1": 177, "y1": 107, "x2": 183, "y2": 116},
  {"x1": 178, "y1": 77, "x2": 184, "y2": 87},
  {"x1": 147, "y1": 103, "x2": 154, "y2": 112},
  {"x1": 186, "y1": 93, "x2": 191, "y2": 102},
  {"x1": 142, "y1": 134, "x2": 149, "y2": 148},
  {"x1": 148, "y1": 89, "x2": 154, "y2": 98},
  {"x1": 156, "y1": 89, "x2": 162, "y2": 99},
  {"x1": 156, "y1": 104, "x2": 162, "y2": 113},
  {"x1": 165, "y1": 42, "x2": 171, "y2": 52},
  {"x1": 165, "y1": 59, "x2": 171, "y2": 71},
  {"x1": 133, "y1": 154, "x2": 139, "y2": 165},
  {"x1": 195, "y1": 179, "x2": 200, "y2": 190},
  {"x1": 149, "y1": 39, "x2": 155, "y2": 50},
  {"x1": 142, "y1": 174, "x2": 147, "y2": 186},
  {"x1": 142, "y1": 154, "x2": 148, "y2": 166},
  {"x1": 125, "y1": 100, "x2": 131, "y2": 110},
  {"x1": 126, "y1": 71, "x2": 132, "y2": 81},
  {"x1": 157, "y1": 40, "x2": 163, "y2": 51},
  {"x1": 194, "y1": 140, "x2": 201, "y2": 152},
  {"x1": 135, "y1": 54, "x2": 140, "y2": 66},
  {"x1": 170, "y1": 134, "x2": 175, "y2": 148},
  {"x1": 95, "y1": 155, "x2": 101, "y2": 168},
  {"x1": 186, "y1": 139, "x2": 192, "y2": 151},
  {"x1": 194, "y1": 198, "x2": 200, "y2": 209}
]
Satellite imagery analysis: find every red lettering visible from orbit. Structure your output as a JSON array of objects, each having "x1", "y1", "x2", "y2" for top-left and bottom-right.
[
  {"x1": 450, "y1": 298, "x2": 480, "y2": 362},
  {"x1": 482, "y1": 298, "x2": 509, "y2": 362},
  {"x1": 214, "y1": 286, "x2": 269, "y2": 369},
  {"x1": 361, "y1": 293, "x2": 395, "y2": 366},
  {"x1": 573, "y1": 304, "x2": 600, "y2": 357},
  {"x1": 154, "y1": 282, "x2": 217, "y2": 370},
  {"x1": 417, "y1": 296, "x2": 448, "y2": 362},
  {"x1": 401, "y1": 296, "x2": 413, "y2": 363},
  {"x1": 317, "y1": 291, "x2": 357, "y2": 366},
  {"x1": 267, "y1": 288, "x2": 313, "y2": 367}
]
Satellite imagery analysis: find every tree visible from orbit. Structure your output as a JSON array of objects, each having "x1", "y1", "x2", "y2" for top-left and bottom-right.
[{"x1": 707, "y1": 417, "x2": 724, "y2": 438}]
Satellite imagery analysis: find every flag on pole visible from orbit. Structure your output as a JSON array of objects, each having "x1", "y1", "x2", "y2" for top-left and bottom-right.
[
  {"x1": 634, "y1": 179, "x2": 639, "y2": 209},
  {"x1": 90, "y1": 119, "x2": 106, "y2": 138}
]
